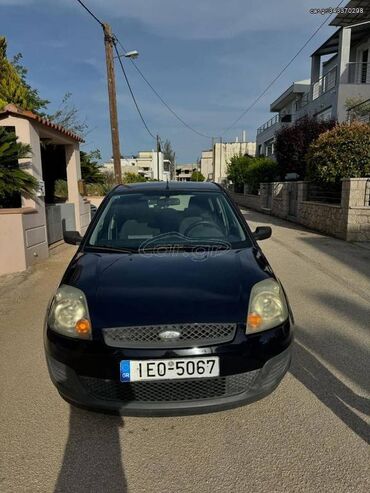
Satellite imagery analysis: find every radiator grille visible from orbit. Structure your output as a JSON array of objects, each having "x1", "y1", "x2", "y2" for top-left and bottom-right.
[
  {"x1": 80, "y1": 370, "x2": 259, "y2": 403},
  {"x1": 102, "y1": 323, "x2": 237, "y2": 349}
]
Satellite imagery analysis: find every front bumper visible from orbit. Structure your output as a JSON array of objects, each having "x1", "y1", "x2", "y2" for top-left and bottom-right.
[{"x1": 45, "y1": 323, "x2": 292, "y2": 416}]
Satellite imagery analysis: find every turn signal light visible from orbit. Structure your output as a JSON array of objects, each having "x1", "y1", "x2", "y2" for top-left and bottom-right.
[
  {"x1": 247, "y1": 313, "x2": 263, "y2": 330},
  {"x1": 75, "y1": 318, "x2": 91, "y2": 335}
]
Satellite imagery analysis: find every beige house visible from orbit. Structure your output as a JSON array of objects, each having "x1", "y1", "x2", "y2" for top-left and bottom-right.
[
  {"x1": 0, "y1": 104, "x2": 90, "y2": 276},
  {"x1": 175, "y1": 164, "x2": 198, "y2": 182},
  {"x1": 200, "y1": 140, "x2": 256, "y2": 184}
]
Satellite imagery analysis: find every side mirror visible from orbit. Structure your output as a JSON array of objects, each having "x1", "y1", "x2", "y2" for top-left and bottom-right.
[
  {"x1": 64, "y1": 230, "x2": 83, "y2": 245},
  {"x1": 253, "y1": 226, "x2": 272, "y2": 241}
]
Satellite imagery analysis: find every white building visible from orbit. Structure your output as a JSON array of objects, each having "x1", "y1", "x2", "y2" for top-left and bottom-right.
[
  {"x1": 256, "y1": 80, "x2": 311, "y2": 158},
  {"x1": 175, "y1": 164, "x2": 198, "y2": 182},
  {"x1": 103, "y1": 150, "x2": 171, "y2": 181},
  {"x1": 200, "y1": 150, "x2": 213, "y2": 181},
  {"x1": 256, "y1": 1, "x2": 370, "y2": 158},
  {"x1": 200, "y1": 136, "x2": 256, "y2": 184}
]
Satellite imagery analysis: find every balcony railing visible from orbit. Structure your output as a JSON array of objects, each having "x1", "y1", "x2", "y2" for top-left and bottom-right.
[
  {"x1": 257, "y1": 114, "x2": 280, "y2": 135},
  {"x1": 346, "y1": 62, "x2": 370, "y2": 84},
  {"x1": 312, "y1": 66, "x2": 337, "y2": 100}
]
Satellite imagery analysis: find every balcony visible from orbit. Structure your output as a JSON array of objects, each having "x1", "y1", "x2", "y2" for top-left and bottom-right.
[
  {"x1": 257, "y1": 115, "x2": 280, "y2": 135},
  {"x1": 312, "y1": 66, "x2": 337, "y2": 100}
]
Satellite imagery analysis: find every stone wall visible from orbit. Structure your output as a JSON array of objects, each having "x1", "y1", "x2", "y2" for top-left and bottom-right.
[
  {"x1": 229, "y1": 178, "x2": 370, "y2": 242},
  {"x1": 229, "y1": 193, "x2": 262, "y2": 211},
  {"x1": 299, "y1": 202, "x2": 346, "y2": 239}
]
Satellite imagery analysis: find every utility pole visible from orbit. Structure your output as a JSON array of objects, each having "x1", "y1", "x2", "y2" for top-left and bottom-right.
[
  {"x1": 156, "y1": 135, "x2": 160, "y2": 181},
  {"x1": 103, "y1": 23, "x2": 122, "y2": 184}
]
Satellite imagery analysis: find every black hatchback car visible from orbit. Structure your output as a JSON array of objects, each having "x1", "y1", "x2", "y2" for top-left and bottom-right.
[{"x1": 45, "y1": 182, "x2": 293, "y2": 415}]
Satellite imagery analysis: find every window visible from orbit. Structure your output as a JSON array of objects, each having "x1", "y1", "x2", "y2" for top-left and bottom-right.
[
  {"x1": 361, "y1": 49, "x2": 368, "y2": 84},
  {"x1": 316, "y1": 107, "x2": 332, "y2": 122},
  {"x1": 87, "y1": 191, "x2": 250, "y2": 250}
]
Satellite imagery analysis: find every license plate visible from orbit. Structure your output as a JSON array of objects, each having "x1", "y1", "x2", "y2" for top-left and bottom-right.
[{"x1": 120, "y1": 357, "x2": 219, "y2": 382}]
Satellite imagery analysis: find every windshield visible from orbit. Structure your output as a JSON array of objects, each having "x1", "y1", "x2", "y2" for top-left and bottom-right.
[{"x1": 86, "y1": 191, "x2": 250, "y2": 251}]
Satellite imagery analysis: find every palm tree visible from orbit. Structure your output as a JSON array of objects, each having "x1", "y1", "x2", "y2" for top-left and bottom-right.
[{"x1": 0, "y1": 126, "x2": 38, "y2": 206}]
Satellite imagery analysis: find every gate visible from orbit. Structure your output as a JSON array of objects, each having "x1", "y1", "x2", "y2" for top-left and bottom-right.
[
  {"x1": 46, "y1": 203, "x2": 76, "y2": 245},
  {"x1": 46, "y1": 205, "x2": 63, "y2": 245},
  {"x1": 288, "y1": 183, "x2": 298, "y2": 217},
  {"x1": 261, "y1": 183, "x2": 272, "y2": 209}
]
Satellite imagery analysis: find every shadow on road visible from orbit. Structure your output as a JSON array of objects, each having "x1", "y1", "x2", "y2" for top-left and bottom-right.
[
  {"x1": 290, "y1": 339, "x2": 370, "y2": 444},
  {"x1": 241, "y1": 208, "x2": 370, "y2": 285},
  {"x1": 55, "y1": 407, "x2": 127, "y2": 493}
]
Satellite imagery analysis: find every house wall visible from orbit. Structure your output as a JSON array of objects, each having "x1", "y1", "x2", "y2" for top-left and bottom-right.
[
  {"x1": 0, "y1": 115, "x2": 88, "y2": 276},
  {"x1": 1, "y1": 115, "x2": 49, "y2": 267},
  {"x1": 214, "y1": 142, "x2": 256, "y2": 183},
  {"x1": 0, "y1": 211, "x2": 27, "y2": 274},
  {"x1": 200, "y1": 150, "x2": 213, "y2": 180},
  {"x1": 337, "y1": 83, "x2": 370, "y2": 122}
]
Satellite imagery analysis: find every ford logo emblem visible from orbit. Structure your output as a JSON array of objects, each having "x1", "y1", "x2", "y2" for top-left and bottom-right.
[{"x1": 159, "y1": 330, "x2": 181, "y2": 341}]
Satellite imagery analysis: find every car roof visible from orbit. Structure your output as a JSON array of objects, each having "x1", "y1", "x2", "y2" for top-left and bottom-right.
[{"x1": 112, "y1": 181, "x2": 221, "y2": 194}]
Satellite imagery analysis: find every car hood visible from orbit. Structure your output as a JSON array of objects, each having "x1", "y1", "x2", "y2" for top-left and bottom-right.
[{"x1": 62, "y1": 248, "x2": 271, "y2": 328}]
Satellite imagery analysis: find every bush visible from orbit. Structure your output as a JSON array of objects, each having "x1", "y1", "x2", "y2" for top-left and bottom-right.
[
  {"x1": 244, "y1": 158, "x2": 279, "y2": 194},
  {"x1": 80, "y1": 150, "x2": 105, "y2": 184},
  {"x1": 190, "y1": 170, "x2": 205, "y2": 182},
  {"x1": 227, "y1": 155, "x2": 277, "y2": 193},
  {"x1": 0, "y1": 126, "x2": 38, "y2": 207},
  {"x1": 275, "y1": 116, "x2": 336, "y2": 179},
  {"x1": 123, "y1": 172, "x2": 146, "y2": 184},
  {"x1": 54, "y1": 179, "x2": 68, "y2": 199},
  {"x1": 86, "y1": 170, "x2": 115, "y2": 196},
  {"x1": 226, "y1": 155, "x2": 254, "y2": 192},
  {"x1": 306, "y1": 122, "x2": 370, "y2": 183}
]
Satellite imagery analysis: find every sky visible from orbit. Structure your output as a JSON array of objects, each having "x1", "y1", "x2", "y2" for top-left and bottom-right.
[{"x1": 0, "y1": 0, "x2": 340, "y2": 163}]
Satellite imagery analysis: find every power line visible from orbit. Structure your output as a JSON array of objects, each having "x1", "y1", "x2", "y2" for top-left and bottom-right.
[
  {"x1": 75, "y1": 0, "x2": 104, "y2": 26},
  {"x1": 114, "y1": 38, "x2": 214, "y2": 140},
  {"x1": 221, "y1": 0, "x2": 346, "y2": 135},
  {"x1": 113, "y1": 41, "x2": 156, "y2": 140}
]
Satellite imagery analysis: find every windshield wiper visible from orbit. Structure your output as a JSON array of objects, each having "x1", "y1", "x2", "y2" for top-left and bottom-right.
[
  {"x1": 85, "y1": 245, "x2": 138, "y2": 254},
  {"x1": 140, "y1": 243, "x2": 230, "y2": 252}
]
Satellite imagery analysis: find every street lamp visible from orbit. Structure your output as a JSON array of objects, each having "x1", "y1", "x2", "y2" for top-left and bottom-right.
[{"x1": 124, "y1": 50, "x2": 139, "y2": 59}]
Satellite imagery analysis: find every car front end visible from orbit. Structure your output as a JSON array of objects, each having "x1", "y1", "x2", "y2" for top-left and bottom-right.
[{"x1": 44, "y1": 183, "x2": 293, "y2": 416}]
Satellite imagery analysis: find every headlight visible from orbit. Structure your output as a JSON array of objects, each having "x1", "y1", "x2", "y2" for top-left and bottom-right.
[
  {"x1": 48, "y1": 285, "x2": 92, "y2": 339},
  {"x1": 246, "y1": 278, "x2": 288, "y2": 333}
]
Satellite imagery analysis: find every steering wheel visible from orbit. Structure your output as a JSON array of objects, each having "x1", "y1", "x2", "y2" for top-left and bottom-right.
[{"x1": 183, "y1": 220, "x2": 224, "y2": 237}]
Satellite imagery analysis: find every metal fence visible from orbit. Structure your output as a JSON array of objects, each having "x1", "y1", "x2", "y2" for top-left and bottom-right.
[
  {"x1": 305, "y1": 182, "x2": 342, "y2": 204},
  {"x1": 365, "y1": 179, "x2": 370, "y2": 207},
  {"x1": 312, "y1": 67, "x2": 337, "y2": 100},
  {"x1": 347, "y1": 98, "x2": 370, "y2": 124}
]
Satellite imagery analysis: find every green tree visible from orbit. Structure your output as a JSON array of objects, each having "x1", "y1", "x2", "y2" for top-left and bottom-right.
[
  {"x1": 0, "y1": 127, "x2": 38, "y2": 206},
  {"x1": 244, "y1": 158, "x2": 278, "y2": 194},
  {"x1": 47, "y1": 92, "x2": 88, "y2": 137},
  {"x1": 123, "y1": 172, "x2": 146, "y2": 184},
  {"x1": 162, "y1": 139, "x2": 176, "y2": 178},
  {"x1": 226, "y1": 155, "x2": 254, "y2": 192},
  {"x1": 0, "y1": 37, "x2": 49, "y2": 112},
  {"x1": 275, "y1": 116, "x2": 336, "y2": 179},
  {"x1": 306, "y1": 122, "x2": 370, "y2": 183},
  {"x1": 80, "y1": 149, "x2": 104, "y2": 184},
  {"x1": 190, "y1": 170, "x2": 205, "y2": 182},
  {"x1": 0, "y1": 38, "x2": 86, "y2": 137}
]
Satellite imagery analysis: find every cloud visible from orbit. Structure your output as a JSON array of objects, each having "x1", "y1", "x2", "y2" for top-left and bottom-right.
[
  {"x1": 3, "y1": 0, "x2": 330, "y2": 40},
  {"x1": 85, "y1": 0, "x2": 325, "y2": 40}
]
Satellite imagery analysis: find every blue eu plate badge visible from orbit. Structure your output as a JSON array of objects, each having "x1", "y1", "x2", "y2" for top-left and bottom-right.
[{"x1": 120, "y1": 360, "x2": 131, "y2": 382}]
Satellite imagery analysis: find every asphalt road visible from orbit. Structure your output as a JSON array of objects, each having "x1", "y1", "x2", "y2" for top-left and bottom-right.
[{"x1": 0, "y1": 209, "x2": 369, "y2": 493}]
